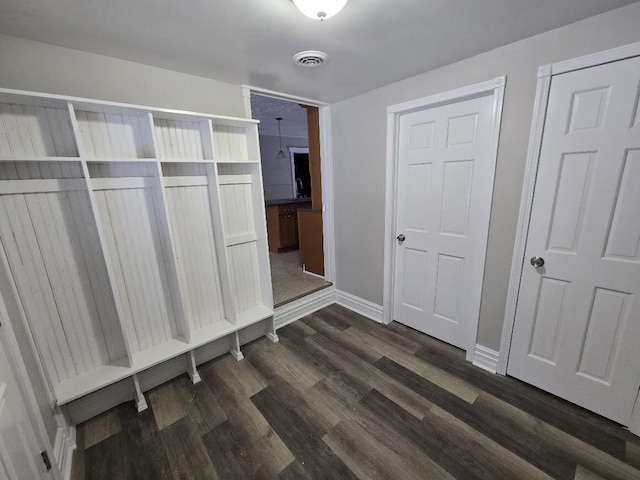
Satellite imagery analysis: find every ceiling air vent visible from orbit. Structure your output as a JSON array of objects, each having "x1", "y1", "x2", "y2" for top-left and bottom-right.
[{"x1": 293, "y1": 50, "x2": 328, "y2": 67}]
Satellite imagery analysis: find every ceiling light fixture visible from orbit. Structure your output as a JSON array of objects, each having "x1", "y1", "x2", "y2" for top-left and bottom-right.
[
  {"x1": 275, "y1": 117, "x2": 286, "y2": 159},
  {"x1": 292, "y1": 0, "x2": 349, "y2": 21}
]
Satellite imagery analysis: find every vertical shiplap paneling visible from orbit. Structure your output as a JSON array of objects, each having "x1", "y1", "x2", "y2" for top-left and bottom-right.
[
  {"x1": 161, "y1": 163, "x2": 208, "y2": 177},
  {"x1": 227, "y1": 242, "x2": 261, "y2": 315},
  {"x1": 0, "y1": 194, "x2": 75, "y2": 383},
  {"x1": 75, "y1": 110, "x2": 154, "y2": 158},
  {"x1": 147, "y1": 181, "x2": 182, "y2": 340},
  {"x1": 164, "y1": 172, "x2": 225, "y2": 329},
  {"x1": 92, "y1": 175, "x2": 181, "y2": 354},
  {"x1": 66, "y1": 189, "x2": 127, "y2": 361},
  {"x1": 218, "y1": 182, "x2": 255, "y2": 238},
  {"x1": 211, "y1": 125, "x2": 249, "y2": 161},
  {"x1": 87, "y1": 162, "x2": 156, "y2": 178},
  {"x1": 0, "y1": 103, "x2": 77, "y2": 157},
  {"x1": 217, "y1": 167, "x2": 261, "y2": 315},
  {"x1": 154, "y1": 119, "x2": 206, "y2": 159},
  {"x1": 92, "y1": 188, "x2": 141, "y2": 351},
  {"x1": 0, "y1": 165, "x2": 124, "y2": 383},
  {"x1": 26, "y1": 192, "x2": 99, "y2": 373}
]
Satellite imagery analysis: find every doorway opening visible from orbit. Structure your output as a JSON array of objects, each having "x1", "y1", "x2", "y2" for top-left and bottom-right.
[
  {"x1": 290, "y1": 147, "x2": 311, "y2": 199},
  {"x1": 248, "y1": 93, "x2": 331, "y2": 307}
]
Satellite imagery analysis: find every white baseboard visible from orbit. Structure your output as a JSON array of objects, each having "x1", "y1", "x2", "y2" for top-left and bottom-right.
[
  {"x1": 301, "y1": 268, "x2": 325, "y2": 280},
  {"x1": 274, "y1": 286, "x2": 336, "y2": 328},
  {"x1": 335, "y1": 289, "x2": 383, "y2": 323},
  {"x1": 629, "y1": 391, "x2": 640, "y2": 436},
  {"x1": 472, "y1": 344, "x2": 500, "y2": 374},
  {"x1": 54, "y1": 425, "x2": 76, "y2": 480}
]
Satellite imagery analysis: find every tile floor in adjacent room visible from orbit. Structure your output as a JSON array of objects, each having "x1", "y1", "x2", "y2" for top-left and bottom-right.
[{"x1": 269, "y1": 250, "x2": 331, "y2": 306}]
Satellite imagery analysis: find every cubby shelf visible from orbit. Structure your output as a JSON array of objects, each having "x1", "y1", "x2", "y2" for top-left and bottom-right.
[
  {"x1": 84, "y1": 157, "x2": 159, "y2": 163},
  {"x1": 0, "y1": 87, "x2": 275, "y2": 412},
  {"x1": 54, "y1": 306, "x2": 272, "y2": 405},
  {"x1": 0, "y1": 156, "x2": 81, "y2": 162},
  {"x1": 215, "y1": 159, "x2": 261, "y2": 164},
  {"x1": 160, "y1": 158, "x2": 215, "y2": 164}
]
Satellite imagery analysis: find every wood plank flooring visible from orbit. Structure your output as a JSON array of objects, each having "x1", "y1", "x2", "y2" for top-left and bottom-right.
[{"x1": 71, "y1": 304, "x2": 640, "y2": 480}]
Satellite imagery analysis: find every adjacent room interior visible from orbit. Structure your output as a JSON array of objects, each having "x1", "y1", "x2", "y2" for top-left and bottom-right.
[
  {"x1": 0, "y1": 1, "x2": 639, "y2": 479},
  {"x1": 249, "y1": 94, "x2": 331, "y2": 306}
]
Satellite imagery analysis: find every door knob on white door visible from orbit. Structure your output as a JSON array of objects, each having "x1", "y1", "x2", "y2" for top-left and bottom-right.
[
  {"x1": 397, "y1": 234, "x2": 406, "y2": 242},
  {"x1": 530, "y1": 256, "x2": 545, "y2": 268}
]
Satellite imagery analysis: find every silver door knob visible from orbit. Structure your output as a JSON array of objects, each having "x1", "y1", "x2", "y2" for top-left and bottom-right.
[
  {"x1": 397, "y1": 234, "x2": 406, "y2": 242},
  {"x1": 530, "y1": 256, "x2": 545, "y2": 268}
]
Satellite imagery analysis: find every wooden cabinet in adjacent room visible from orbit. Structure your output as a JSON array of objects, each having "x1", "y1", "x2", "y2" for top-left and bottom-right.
[{"x1": 266, "y1": 201, "x2": 311, "y2": 252}]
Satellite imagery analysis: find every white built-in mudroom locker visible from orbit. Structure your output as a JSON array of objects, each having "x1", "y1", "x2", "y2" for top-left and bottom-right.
[{"x1": 0, "y1": 87, "x2": 277, "y2": 425}]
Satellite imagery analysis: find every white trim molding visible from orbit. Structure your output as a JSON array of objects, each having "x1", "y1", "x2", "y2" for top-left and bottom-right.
[
  {"x1": 472, "y1": 345, "x2": 500, "y2": 374},
  {"x1": 496, "y1": 71, "x2": 552, "y2": 376},
  {"x1": 335, "y1": 290, "x2": 383, "y2": 323},
  {"x1": 241, "y1": 86, "x2": 336, "y2": 284},
  {"x1": 549, "y1": 41, "x2": 640, "y2": 76},
  {"x1": 630, "y1": 390, "x2": 640, "y2": 437},
  {"x1": 319, "y1": 105, "x2": 337, "y2": 283},
  {"x1": 53, "y1": 425, "x2": 76, "y2": 480},
  {"x1": 274, "y1": 286, "x2": 336, "y2": 328},
  {"x1": 383, "y1": 76, "x2": 506, "y2": 359},
  {"x1": 498, "y1": 41, "x2": 640, "y2": 378},
  {"x1": 0, "y1": 289, "x2": 69, "y2": 480},
  {"x1": 241, "y1": 85, "x2": 329, "y2": 108}
]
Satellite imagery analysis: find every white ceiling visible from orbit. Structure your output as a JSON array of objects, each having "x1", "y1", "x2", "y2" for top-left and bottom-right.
[
  {"x1": 251, "y1": 95, "x2": 309, "y2": 138},
  {"x1": 0, "y1": 0, "x2": 637, "y2": 103}
]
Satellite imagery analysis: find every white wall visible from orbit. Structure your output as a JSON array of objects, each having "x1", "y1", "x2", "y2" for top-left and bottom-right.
[
  {"x1": 0, "y1": 34, "x2": 246, "y2": 117},
  {"x1": 331, "y1": 2, "x2": 640, "y2": 351},
  {"x1": 260, "y1": 134, "x2": 308, "y2": 200}
]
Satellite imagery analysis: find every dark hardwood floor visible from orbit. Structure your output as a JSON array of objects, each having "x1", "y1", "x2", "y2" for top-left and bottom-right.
[{"x1": 71, "y1": 304, "x2": 640, "y2": 480}]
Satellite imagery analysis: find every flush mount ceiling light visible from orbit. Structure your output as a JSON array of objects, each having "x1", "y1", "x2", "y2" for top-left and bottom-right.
[{"x1": 292, "y1": 0, "x2": 349, "y2": 21}]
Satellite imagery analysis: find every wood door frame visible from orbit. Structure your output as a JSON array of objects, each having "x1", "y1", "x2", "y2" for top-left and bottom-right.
[
  {"x1": 498, "y1": 41, "x2": 640, "y2": 433},
  {"x1": 289, "y1": 147, "x2": 310, "y2": 198},
  {"x1": 383, "y1": 77, "x2": 506, "y2": 360},
  {"x1": 242, "y1": 86, "x2": 336, "y2": 284}
]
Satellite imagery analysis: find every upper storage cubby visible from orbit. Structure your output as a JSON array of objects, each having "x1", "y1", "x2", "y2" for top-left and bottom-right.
[
  {"x1": 73, "y1": 105, "x2": 154, "y2": 159},
  {"x1": 153, "y1": 115, "x2": 213, "y2": 160},
  {"x1": 211, "y1": 123, "x2": 259, "y2": 162},
  {"x1": 0, "y1": 94, "x2": 78, "y2": 158}
]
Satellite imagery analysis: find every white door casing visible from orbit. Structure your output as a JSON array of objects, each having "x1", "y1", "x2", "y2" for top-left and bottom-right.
[
  {"x1": 0, "y1": 339, "x2": 49, "y2": 479},
  {"x1": 384, "y1": 78, "x2": 505, "y2": 356},
  {"x1": 241, "y1": 86, "x2": 336, "y2": 285},
  {"x1": 507, "y1": 54, "x2": 640, "y2": 425}
]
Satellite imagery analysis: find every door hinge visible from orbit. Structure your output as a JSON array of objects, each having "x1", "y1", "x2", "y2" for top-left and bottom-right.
[{"x1": 41, "y1": 451, "x2": 52, "y2": 471}]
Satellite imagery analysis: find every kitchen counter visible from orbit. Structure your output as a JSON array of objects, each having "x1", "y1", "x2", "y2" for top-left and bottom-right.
[{"x1": 265, "y1": 197, "x2": 312, "y2": 206}]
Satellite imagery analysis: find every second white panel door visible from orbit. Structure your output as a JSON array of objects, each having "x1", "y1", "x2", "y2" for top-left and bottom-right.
[
  {"x1": 393, "y1": 93, "x2": 495, "y2": 350},
  {"x1": 508, "y1": 55, "x2": 640, "y2": 425}
]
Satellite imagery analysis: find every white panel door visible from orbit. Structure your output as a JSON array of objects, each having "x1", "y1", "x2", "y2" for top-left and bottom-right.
[
  {"x1": 393, "y1": 94, "x2": 494, "y2": 350},
  {"x1": 508, "y1": 56, "x2": 640, "y2": 425},
  {"x1": 0, "y1": 340, "x2": 49, "y2": 479}
]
